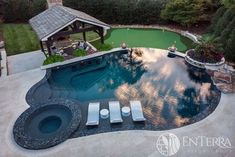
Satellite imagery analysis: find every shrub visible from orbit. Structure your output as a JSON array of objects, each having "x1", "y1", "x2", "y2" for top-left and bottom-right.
[
  {"x1": 72, "y1": 49, "x2": 87, "y2": 57},
  {"x1": 93, "y1": 43, "x2": 113, "y2": 51},
  {"x1": 43, "y1": 55, "x2": 64, "y2": 65},
  {"x1": 189, "y1": 38, "x2": 224, "y2": 63}
]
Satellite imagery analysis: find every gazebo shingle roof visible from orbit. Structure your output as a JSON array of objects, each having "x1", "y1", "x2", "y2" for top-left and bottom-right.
[{"x1": 29, "y1": 5, "x2": 110, "y2": 40}]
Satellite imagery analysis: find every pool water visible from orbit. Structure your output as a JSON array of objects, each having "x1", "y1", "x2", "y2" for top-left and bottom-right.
[
  {"x1": 103, "y1": 28, "x2": 195, "y2": 52},
  {"x1": 39, "y1": 116, "x2": 62, "y2": 134},
  {"x1": 28, "y1": 49, "x2": 220, "y2": 136}
]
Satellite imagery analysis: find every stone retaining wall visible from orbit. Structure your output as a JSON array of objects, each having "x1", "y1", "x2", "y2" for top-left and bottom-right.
[
  {"x1": 185, "y1": 50, "x2": 225, "y2": 69},
  {"x1": 0, "y1": 49, "x2": 7, "y2": 77}
]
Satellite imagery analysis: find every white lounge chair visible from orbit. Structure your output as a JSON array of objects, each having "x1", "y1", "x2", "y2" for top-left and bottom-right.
[
  {"x1": 86, "y1": 102, "x2": 100, "y2": 126},
  {"x1": 130, "y1": 101, "x2": 146, "y2": 122},
  {"x1": 109, "y1": 101, "x2": 123, "y2": 123}
]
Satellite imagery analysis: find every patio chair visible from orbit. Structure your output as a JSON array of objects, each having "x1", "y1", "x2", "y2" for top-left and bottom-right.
[
  {"x1": 109, "y1": 101, "x2": 123, "y2": 123},
  {"x1": 86, "y1": 102, "x2": 100, "y2": 126},
  {"x1": 130, "y1": 101, "x2": 146, "y2": 122}
]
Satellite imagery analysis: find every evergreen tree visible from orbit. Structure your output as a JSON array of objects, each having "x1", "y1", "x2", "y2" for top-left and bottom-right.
[
  {"x1": 222, "y1": 0, "x2": 235, "y2": 8},
  {"x1": 219, "y1": 17, "x2": 235, "y2": 47},
  {"x1": 225, "y1": 29, "x2": 235, "y2": 62},
  {"x1": 160, "y1": 0, "x2": 222, "y2": 27},
  {"x1": 213, "y1": 8, "x2": 235, "y2": 37},
  {"x1": 209, "y1": 6, "x2": 226, "y2": 32},
  {"x1": 2, "y1": 0, "x2": 46, "y2": 22}
]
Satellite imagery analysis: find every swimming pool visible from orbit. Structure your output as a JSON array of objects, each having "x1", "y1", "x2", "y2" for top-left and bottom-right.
[
  {"x1": 102, "y1": 28, "x2": 195, "y2": 52},
  {"x1": 26, "y1": 48, "x2": 220, "y2": 138}
]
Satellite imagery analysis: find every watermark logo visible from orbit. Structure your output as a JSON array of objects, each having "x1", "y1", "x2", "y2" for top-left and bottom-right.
[
  {"x1": 156, "y1": 133, "x2": 180, "y2": 156},
  {"x1": 156, "y1": 133, "x2": 232, "y2": 156}
]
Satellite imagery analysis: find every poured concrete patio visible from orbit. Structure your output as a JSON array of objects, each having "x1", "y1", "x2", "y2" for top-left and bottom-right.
[
  {"x1": 0, "y1": 49, "x2": 234, "y2": 157},
  {"x1": 7, "y1": 50, "x2": 45, "y2": 75}
]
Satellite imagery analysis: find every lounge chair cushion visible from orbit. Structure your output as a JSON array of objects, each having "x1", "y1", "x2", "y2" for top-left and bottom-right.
[
  {"x1": 130, "y1": 101, "x2": 146, "y2": 122},
  {"x1": 109, "y1": 101, "x2": 123, "y2": 123},
  {"x1": 86, "y1": 102, "x2": 100, "y2": 126}
]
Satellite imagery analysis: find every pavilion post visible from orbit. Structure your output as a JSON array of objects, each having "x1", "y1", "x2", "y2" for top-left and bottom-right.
[
  {"x1": 40, "y1": 41, "x2": 47, "y2": 57},
  {"x1": 46, "y1": 39, "x2": 52, "y2": 56},
  {"x1": 82, "y1": 23, "x2": 86, "y2": 41},
  {"x1": 99, "y1": 28, "x2": 104, "y2": 44}
]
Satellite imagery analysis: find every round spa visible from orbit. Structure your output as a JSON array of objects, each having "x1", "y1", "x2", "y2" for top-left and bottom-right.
[{"x1": 13, "y1": 99, "x2": 81, "y2": 149}]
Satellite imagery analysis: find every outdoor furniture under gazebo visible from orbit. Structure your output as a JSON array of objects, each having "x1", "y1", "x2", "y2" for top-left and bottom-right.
[{"x1": 29, "y1": 5, "x2": 111, "y2": 57}]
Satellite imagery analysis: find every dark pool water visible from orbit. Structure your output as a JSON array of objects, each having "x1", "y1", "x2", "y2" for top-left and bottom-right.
[
  {"x1": 27, "y1": 48, "x2": 220, "y2": 137},
  {"x1": 39, "y1": 116, "x2": 62, "y2": 134},
  {"x1": 24, "y1": 105, "x2": 72, "y2": 138}
]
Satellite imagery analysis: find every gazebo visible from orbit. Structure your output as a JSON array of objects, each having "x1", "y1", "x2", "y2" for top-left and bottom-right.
[{"x1": 29, "y1": 5, "x2": 110, "y2": 56}]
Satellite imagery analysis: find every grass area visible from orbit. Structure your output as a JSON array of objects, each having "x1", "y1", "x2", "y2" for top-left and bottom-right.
[
  {"x1": 0, "y1": 24, "x2": 195, "y2": 56},
  {"x1": 103, "y1": 28, "x2": 195, "y2": 52},
  {"x1": 91, "y1": 41, "x2": 113, "y2": 51},
  {"x1": 0, "y1": 24, "x2": 40, "y2": 56},
  {"x1": 70, "y1": 32, "x2": 100, "y2": 41}
]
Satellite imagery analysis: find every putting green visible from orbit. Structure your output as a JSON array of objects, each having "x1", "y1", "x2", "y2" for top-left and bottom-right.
[{"x1": 105, "y1": 28, "x2": 195, "y2": 52}]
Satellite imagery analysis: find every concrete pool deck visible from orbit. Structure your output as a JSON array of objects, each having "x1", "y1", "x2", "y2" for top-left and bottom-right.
[
  {"x1": 0, "y1": 50, "x2": 235, "y2": 157},
  {"x1": 7, "y1": 50, "x2": 46, "y2": 75}
]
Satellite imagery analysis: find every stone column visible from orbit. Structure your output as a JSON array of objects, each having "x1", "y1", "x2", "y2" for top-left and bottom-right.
[{"x1": 47, "y1": 0, "x2": 63, "y2": 8}]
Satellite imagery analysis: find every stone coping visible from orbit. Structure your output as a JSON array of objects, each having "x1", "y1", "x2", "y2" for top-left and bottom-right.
[
  {"x1": 181, "y1": 31, "x2": 200, "y2": 43},
  {"x1": 168, "y1": 51, "x2": 186, "y2": 58},
  {"x1": 13, "y1": 98, "x2": 81, "y2": 150},
  {"x1": 41, "y1": 48, "x2": 127, "y2": 70}
]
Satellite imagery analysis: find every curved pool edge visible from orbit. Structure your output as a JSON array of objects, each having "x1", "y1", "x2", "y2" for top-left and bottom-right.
[
  {"x1": 25, "y1": 69, "x2": 52, "y2": 106},
  {"x1": 25, "y1": 48, "x2": 221, "y2": 133},
  {"x1": 1, "y1": 52, "x2": 233, "y2": 157},
  {"x1": 8, "y1": 93, "x2": 234, "y2": 156}
]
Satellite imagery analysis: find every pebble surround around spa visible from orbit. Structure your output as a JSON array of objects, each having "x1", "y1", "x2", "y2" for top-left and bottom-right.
[{"x1": 13, "y1": 99, "x2": 81, "y2": 149}]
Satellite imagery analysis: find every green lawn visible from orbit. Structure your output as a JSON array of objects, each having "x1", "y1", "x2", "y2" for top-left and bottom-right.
[
  {"x1": 104, "y1": 28, "x2": 195, "y2": 52},
  {"x1": 0, "y1": 24, "x2": 40, "y2": 56},
  {"x1": 70, "y1": 32, "x2": 99, "y2": 41},
  {"x1": 0, "y1": 23, "x2": 100, "y2": 56},
  {"x1": 0, "y1": 24, "x2": 195, "y2": 56}
]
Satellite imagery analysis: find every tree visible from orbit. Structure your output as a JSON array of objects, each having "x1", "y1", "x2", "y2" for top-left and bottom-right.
[
  {"x1": 213, "y1": 8, "x2": 235, "y2": 37},
  {"x1": 222, "y1": 0, "x2": 235, "y2": 8},
  {"x1": 219, "y1": 17, "x2": 235, "y2": 47},
  {"x1": 209, "y1": 6, "x2": 226, "y2": 32},
  {"x1": 160, "y1": 0, "x2": 221, "y2": 27},
  {"x1": 2, "y1": 0, "x2": 46, "y2": 22},
  {"x1": 225, "y1": 29, "x2": 235, "y2": 62}
]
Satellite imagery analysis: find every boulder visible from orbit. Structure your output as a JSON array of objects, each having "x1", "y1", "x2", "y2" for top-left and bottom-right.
[{"x1": 0, "y1": 41, "x2": 4, "y2": 48}]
